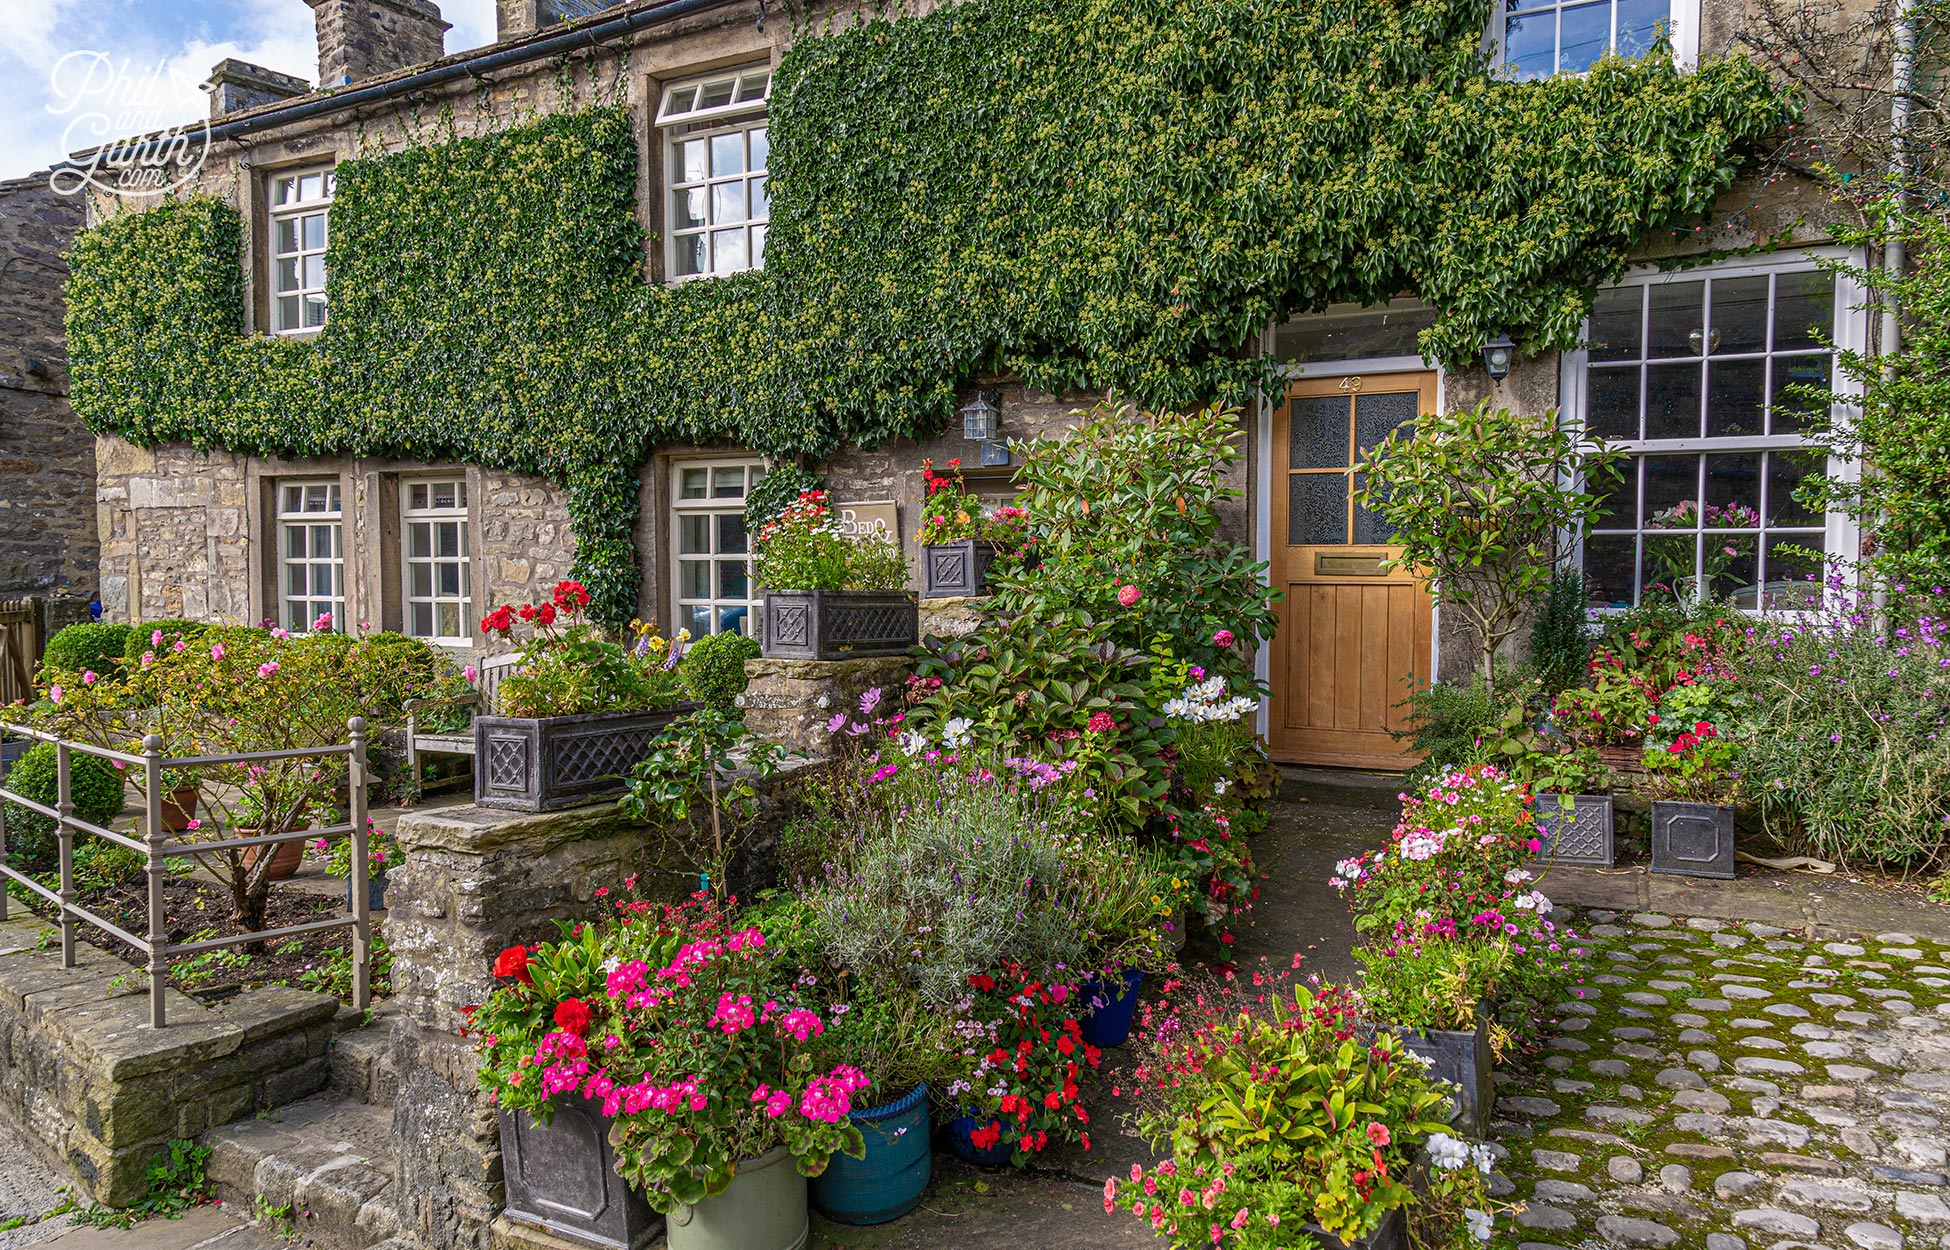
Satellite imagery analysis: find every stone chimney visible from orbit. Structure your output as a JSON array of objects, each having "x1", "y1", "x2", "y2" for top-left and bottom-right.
[
  {"x1": 495, "y1": 0, "x2": 625, "y2": 42},
  {"x1": 205, "y1": 59, "x2": 311, "y2": 117},
  {"x1": 305, "y1": 0, "x2": 451, "y2": 87}
]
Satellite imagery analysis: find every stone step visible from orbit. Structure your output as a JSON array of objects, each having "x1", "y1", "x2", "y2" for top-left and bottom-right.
[
  {"x1": 327, "y1": 1005, "x2": 399, "y2": 1108},
  {"x1": 201, "y1": 1094, "x2": 400, "y2": 1250}
]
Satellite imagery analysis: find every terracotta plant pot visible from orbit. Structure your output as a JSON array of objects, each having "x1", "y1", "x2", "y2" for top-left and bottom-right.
[
  {"x1": 242, "y1": 836, "x2": 307, "y2": 881},
  {"x1": 160, "y1": 786, "x2": 200, "y2": 833}
]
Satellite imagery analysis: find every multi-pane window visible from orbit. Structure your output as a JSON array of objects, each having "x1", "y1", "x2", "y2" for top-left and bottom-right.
[
  {"x1": 659, "y1": 68, "x2": 771, "y2": 281},
  {"x1": 1579, "y1": 267, "x2": 1840, "y2": 611},
  {"x1": 673, "y1": 461, "x2": 766, "y2": 638},
  {"x1": 270, "y1": 168, "x2": 334, "y2": 333},
  {"x1": 278, "y1": 481, "x2": 345, "y2": 632},
  {"x1": 1501, "y1": 0, "x2": 1672, "y2": 78},
  {"x1": 402, "y1": 479, "x2": 472, "y2": 644}
]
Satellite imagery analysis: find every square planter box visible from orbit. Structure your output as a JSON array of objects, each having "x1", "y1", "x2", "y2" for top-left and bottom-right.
[
  {"x1": 921, "y1": 541, "x2": 998, "y2": 599},
  {"x1": 500, "y1": 1098, "x2": 661, "y2": 1250},
  {"x1": 1651, "y1": 800, "x2": 1735, "y2": 879},
  {"x1": 1534, "y1": 793, "x2": 1615, "y2": 868},
  {"x1": 1391, "y1": 1012, "x2": 1492, "y2": 1137},
  {"x1": 1308, "y1": 1206, "x2": 1406, "y2": 1250},
  {"x1": 474, "y1": 704, "x2": 696, "y2": 813},
  {"x1": 761, "y1": 590, "x2": 918, "y2": 661}
]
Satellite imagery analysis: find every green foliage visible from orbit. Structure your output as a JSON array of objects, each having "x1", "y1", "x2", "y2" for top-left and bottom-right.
[
  {"x1": 485, "y1": 584, "x2": 683, "y2": 719},
  {"x1": 41, "y1": 623, "x2": 131, "y2": 682},
  {"x1": 1357, "y1": 401, "x2": 1623, "y2": 692},
  {"x1": 1, "y1": 743, "x2": 127, "y2": 874},
  {"x1": 751, "y1": 490, "x2": 908, "y2": 592},
  {"x1": 1800, "y1": 212, "x2": 1950, "y2": 590},
  {"x1": 743, "y1": 466, "x2": 823, "y2": 535},
  {"x1": 298, "y1": 934, "x2": 392, "y2": 1000},
  {"x1": 1529, "y1": 566, "x2": 1593, "y2": 695},
  {"x1": 65, "y1": 1, "x2": 1790, "y2": 623},
  {"x1": 341, "y1": 631, "x2": 463, "y2": 723},
  {"x1": 1395, "y1": 676, "x2": 1512, "y2": 785},
  {"x1": 619, "y1": 707, "x2": 789, "y2": 902},
  {"x1": 122, "y1": 620, "x2": 205, "y2": 667},
  {"x1": 50, "y1": 1139, "x2": 212, "y2": 1229},
  {"x1": 678, "y1": 631, "x2": 760, "y2": 711}
]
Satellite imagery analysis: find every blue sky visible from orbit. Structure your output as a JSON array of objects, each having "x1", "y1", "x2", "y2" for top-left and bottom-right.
[{"x1": 0, "y1": 0, "x2": 500, "y2": 182}]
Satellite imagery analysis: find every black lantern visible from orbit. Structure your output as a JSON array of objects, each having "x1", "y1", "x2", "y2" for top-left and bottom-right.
[
  {"x1": 1481, "y1": 334, "x2": 1516, "y2": 380},
  {"x1": 959, "y1": 390, "x2": 1001, "y2": 441}
]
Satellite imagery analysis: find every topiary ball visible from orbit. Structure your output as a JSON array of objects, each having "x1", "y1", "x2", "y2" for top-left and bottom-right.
[
  {"x1": 2, "y1": 742, "x2": 129, "y2": 875},
  {"x1": 41, "y1": 622, "x2": 132, "y2": 683},
  {"x1": 679, "y1": 631, "x2": 762, "y2": 711}
]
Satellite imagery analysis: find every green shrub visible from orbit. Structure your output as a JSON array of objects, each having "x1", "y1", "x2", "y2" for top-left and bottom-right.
[
  {"x1": 1395, "y1": 676, "x2": 1513, "y2": 787},
  {"x1": 1529, "y1": 566, "x2": 1591, "y2": 695},
  {"x1": 123, "y1": 620, "x2": 206, "y2": 667},
  {"x1": 41, "y1": 623, "x2": 132, "y2": 682},
  {"x1": 2, "y1": 742, "x2": 128, "y2": 874},
  {"x1": 679, "y1": 632, "x2": 760, "y2": 711},
  {"x1": 342, "y1": 631, "x2": 460, "y2": 723}
]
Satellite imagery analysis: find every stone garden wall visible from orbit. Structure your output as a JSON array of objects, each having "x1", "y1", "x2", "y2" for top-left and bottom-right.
[{"x1": 0, "y1": 915, "x2": 342, "y2": 1205}]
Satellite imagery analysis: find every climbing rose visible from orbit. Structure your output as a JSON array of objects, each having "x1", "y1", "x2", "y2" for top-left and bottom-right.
[
  {"x1": 1213, "y1": 629, "x2": 1235, "y2": 648},
  {"x1": 553, "y1": 998, "x2": 591, "y2": 1036},
  {"x1": 493, "y1": 946, "x2": 532, "y2": 985},
  {"x1": 1117, "y1": 584, "x2": 1143, "y2": 608}
]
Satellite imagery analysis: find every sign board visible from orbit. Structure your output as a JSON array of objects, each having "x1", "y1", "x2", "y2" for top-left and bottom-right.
[{"x1": 833, "y1": 499, "x2": 899, "y2": 544}]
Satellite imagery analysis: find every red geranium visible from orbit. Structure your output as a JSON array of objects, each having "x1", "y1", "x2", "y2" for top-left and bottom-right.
[
  {"x1": 553, "y1": 997, "x2": 592, "y2": 1036},
  {"x1": 493, "y1": 945, "x2": 532, "y2": 985}
]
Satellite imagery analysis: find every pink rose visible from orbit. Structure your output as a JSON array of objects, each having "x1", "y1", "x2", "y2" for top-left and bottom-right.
[
  {"x1": 210, "y1": 643, "x2": 225, "y2": 661},
  {"x1": 1213, "y1": 629, "x2": 1235, "y2": 648},
  {"x1": 1117, "y1": 584, "x2": 1142, "y2": 608},
  {"x1": 81, "y1": 670, "x2": 97, "y2": 685}
]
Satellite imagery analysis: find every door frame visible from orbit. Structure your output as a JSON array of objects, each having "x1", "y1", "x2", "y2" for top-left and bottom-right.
[{"x1": 1253, "y1": 348, "x2": 1447, "y2": 749}]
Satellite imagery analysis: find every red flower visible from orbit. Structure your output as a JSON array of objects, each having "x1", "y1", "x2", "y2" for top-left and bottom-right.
[
  {"x1": 536, "y1": 602, "x2": 557, "y2": 626},
  {"x1": 1213, "y1": 629, "x2": 1235, "y2": 648},
  {"x1": 1087, "y1": 712, "x2": 1116, "y2": 734},
  {"x1": 492, "y1": 945, "x2": 532, "y2": 985},
  {"x1": 481, "y1": 605, "x2": 516, "y2": 636},
  {"x1": 552, "y1": 580, "x2": 592, "y2": 611},
  {"x1": 553, "y1": 998, "x2": 592, "y2": 1036},
  {"x1": 1366, "y1": 1121, "x2": 1391, "y2": 1146}
]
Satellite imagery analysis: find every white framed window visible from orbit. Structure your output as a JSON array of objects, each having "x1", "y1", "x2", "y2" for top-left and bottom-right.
[
  {"x1": 277, "y1": 480, "x2": 346, "y2": 632},
  {"x1": 658, "y1": 67, "x2": 771, "y2": 281},
  {"x1": 269, "y1": 167, "x2": 334, "y2": 334},
  {"x1": 672, "y1": 460, "x2": 767, "y2": 638},
  {"x1": 402, "y1": 478, "x2": 473, "y2": 645},
  {"x1": 1566, "y1": 254, "x2": 1865, "y2": 611},
  {"x1": 1496, "y1": 0, "x2": 1697, "y2": 78}
]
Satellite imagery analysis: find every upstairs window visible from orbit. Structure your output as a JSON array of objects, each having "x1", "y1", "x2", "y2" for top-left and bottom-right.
[
  {"x1": 278, "y1": 481, "x2": 345, "y2": 632},
  {"x1": 402, "y1": 478, "x2": 473, "y2": 645},
  {"x1": 1499, "y1": 0, "x2": 1688, "y2": 78},
  {"x1": 659, "y1": 68, "x2": 771, "y2": 281},
  {"x1": 270, "y1": 168, "x2": 334, "y2": 334}
]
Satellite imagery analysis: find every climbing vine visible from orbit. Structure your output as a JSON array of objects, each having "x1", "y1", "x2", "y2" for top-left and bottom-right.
[{"x1": 65, "y1": 0, "x2": 1795, "y2": 622}]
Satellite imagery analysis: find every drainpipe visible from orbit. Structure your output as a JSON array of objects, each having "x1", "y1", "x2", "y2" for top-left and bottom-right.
[{"x1": 1882, "y1": 0, "x2": 1916, "y2": 360}]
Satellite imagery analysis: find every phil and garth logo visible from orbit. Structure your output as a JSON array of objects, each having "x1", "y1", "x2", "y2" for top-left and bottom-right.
[{"x1": 46, "y1": 51, "x2": 212, "y2": 198}]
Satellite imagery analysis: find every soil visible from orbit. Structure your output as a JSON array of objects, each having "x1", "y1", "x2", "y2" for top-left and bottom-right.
[{"x1": 19, "y1": 873, "x2": 370, "y2": 1000}]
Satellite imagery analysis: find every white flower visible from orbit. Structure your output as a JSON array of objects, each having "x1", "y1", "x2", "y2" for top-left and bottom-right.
[
  {"x1": 1427, "y1": 1133, "x2": 1470, "y2": 1170},
  {"x1": 1470, "y1": 1143, "x2": 1497, "y2": 1175},
  {"x1": 942, "y1": 717, "x2": 974, "y2": 750},
  {"x1": 1529, "y1": 890, "x2": 1554, "y2": 915},
  {"x1": 899, "y1": 730, "x2": 928, "y2": 757},
  {"x1": 1504, "y1": 868, "x2": 1532, "y2": 886},
  {"x1": 1465, "y1": 1209, "x2": 1492, "y2": 1241},
  {"x1": 1336, "y1": 858, "x2": 1362, "y2": 879},
  {"x1": 1213, "y1": 778, "x2": 1231, "y2": 796},
  {"x1": 1513, "y1": 892, "x2": 1537, "y2": 910}
]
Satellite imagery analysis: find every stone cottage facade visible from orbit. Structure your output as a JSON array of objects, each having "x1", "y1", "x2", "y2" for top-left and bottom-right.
[
  {"x1": 71, "y1": 0, "x2": 1867, "y2": 768},
  {"x1": 0, "y1": 176, "x2": 97, "y2": 634}
]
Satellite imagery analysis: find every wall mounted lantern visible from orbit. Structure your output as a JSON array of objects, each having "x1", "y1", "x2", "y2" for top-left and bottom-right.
[
  {"x1": 1481, "y1": 334, "x2": 1516, "y2": 380},
  {"x1": 959, "y1": 390, "x2": 1001, "y2": 441}
]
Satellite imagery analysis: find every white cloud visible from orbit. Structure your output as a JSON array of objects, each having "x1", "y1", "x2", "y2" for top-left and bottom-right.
[{"x1": 0, "y1": 0, "x2": 504, "y2": 183}]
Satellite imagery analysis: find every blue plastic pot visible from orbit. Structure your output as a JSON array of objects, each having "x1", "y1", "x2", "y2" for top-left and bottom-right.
[
  {"x1": 1079, "y1": 968, "x2": 1145, "y2": 1048},
  {"x1": 810, "y1": 1082, "x2": 931, "y2": 1224},
  {"x1": 944, "y1": 1111, "x2": 1015, "y2": 1169}
]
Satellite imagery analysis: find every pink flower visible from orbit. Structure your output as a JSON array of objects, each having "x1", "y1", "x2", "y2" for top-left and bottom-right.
[
  {"x1": 1087, "y1": 712, "x2": 1116, "y2": 734},
  {"x1": 1117, "y1": 584, "x2": 1143, "y2": 608},
  {"x1": 1213, "y1": 629, "x2": 1235, "y2": 648},
  {"x1": 312, "y1": 612, "x2": 333, "y2": 632},
  {"x1": 81, "y1": 670, "x2": 97, "y2": 685},
  {"x1": 210, "y1": 643, "x2": 225, "y2": 661},
  {"x1": 186, "y1": 819, "x2": 201, "y2": 830},
  {"x1": 47, "y1": 685, "x2": 62, "y2": 704},
  {"x1": 464, "y1": 665, "x2": 478, "y2": 683},
  {"x1": 172, "y1": 640, "x2": 186, "y2": 653},
  {"x1": 257, "y1": 661, "x2": 280, "y2": 679},
  {"x1": 1104, "y1": 1178, "x2": 1117, "y2": 1214},
  {"x1": 150, "y1": 630, "x2": 163, "y2": 647}
]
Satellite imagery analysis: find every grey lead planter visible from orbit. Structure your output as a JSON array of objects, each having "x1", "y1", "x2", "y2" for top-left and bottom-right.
[
  {"x1": 475, "y1": 704, "x2": 697, "y2": 812},
  {"x1": 1651, "y1": 800, "x2": 1736, "y2": 879},
  {"x1": 1393, "y1": 1012, "x2": 1493, "y2": 1137},
  {"x1": 761, "y1": 590, "x2": 918, "y2": 661},
  {"x1": 500, "y1": 1098, "x2": 662, "y2": 1250},
  {"x1": 921, "y1": 541, "x2": 999, "y2": 599},
  {"x1": 1535, "y1": 793, "x2": 1615, "y2": 868}
]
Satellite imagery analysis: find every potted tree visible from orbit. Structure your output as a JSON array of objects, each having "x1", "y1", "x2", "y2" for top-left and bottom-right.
[
  {"x1": 1644, "y1": 719, "x2": 1739, "y2": 879},
  {"x1": 914, "y1": 458, "x2": 1029, "y2": 599},
  {"x1": 754, "y1": 490, "x2": 917, "y2": 660},
  {"x1": 472, "y1": 581, "x2": 696, "y2": 812}
]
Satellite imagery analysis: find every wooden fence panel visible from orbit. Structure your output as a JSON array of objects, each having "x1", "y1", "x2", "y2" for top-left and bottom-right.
[{"x1": 0, "y1": 598, "x2": 42, "y2": 707}]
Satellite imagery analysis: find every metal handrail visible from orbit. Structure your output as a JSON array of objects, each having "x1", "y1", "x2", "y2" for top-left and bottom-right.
[{"x1": 0, "y1": 718, "x2": 372, "y2": 1026}]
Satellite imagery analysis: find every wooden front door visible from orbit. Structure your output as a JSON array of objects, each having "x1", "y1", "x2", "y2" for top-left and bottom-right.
[{"x1": 1270, "y1": 373, "x2": 1436, "y2": 768}]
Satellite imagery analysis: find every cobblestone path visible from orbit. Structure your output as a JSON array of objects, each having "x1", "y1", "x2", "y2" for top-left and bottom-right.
[{"x1": 1496, "y1": 911, "x2": 1950, "y2": 1250}]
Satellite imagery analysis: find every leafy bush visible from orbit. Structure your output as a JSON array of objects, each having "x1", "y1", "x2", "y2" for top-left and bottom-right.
[
  {"x1": 122, "y1": 620, "x2": 206, "y2": 667},
  {"x1": 1395, "y1": 677, "x2": 1512, "y2": 786},
  {"x1": 1738, "y1": 583, "x2": 1950, "y2": 866},
  {"x1": 1528, "y1": 566, "x2": 1591, "y2": 695},
  {"x1": 678, "y1": 631, "x2": 760, "y2": 711},
  {"x1": 752, "y1": 489, "x2": 907, "y2": 592},
  {"x1": 42, "y1": 623, "x2": 131, "y2": 683},
  {"x1": 1, "y1": 742, "x2": 127, "y2": 874},
  {"x1": 950, "y1": 965, "x2": 1101, "y2": 1164},
  {"x1": 342, "y1": 631, "x2": 460, "y2": 722}
]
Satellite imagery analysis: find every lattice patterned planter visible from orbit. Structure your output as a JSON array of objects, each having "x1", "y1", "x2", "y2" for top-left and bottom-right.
[
  {"x1": 760, "y1": 590, "x2": 918, "y2": 661},
  {"x1": 1534, "y1": 793, "x2": 1615, "y2": 868},
  {"x1": 1391, "y1": 1011, "x2": 1493, "y2": 1137},
  {"x1": 1650, "y1": 800, "x2": 1736, "y2": 879},
  {"x1": 501, "y1": 1097, "x2": 662, "y2": 1250},
  {"x1": 921, "y1": 541, "x2": 1000, "y2": 599},
  {"x1": 474, "y1": 704, "x2": 697, "y2": 813}
]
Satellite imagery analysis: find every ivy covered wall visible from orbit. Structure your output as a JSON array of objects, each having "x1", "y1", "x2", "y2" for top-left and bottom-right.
[{"x1": 65, "y1": 0, "x2": 1794, "y2": 623}]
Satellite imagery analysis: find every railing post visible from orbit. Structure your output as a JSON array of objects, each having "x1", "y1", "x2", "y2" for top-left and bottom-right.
[
  {"x1": 347, "y1": 717, "x2": 370, "y2": 1012},
  {"x1": 55, "y1": 743, "x2": 74, "y2": 969},
  {"x1": 0, "y1": 733, "x2": 10, "y2": 924},
  {"x1": 142, "y1": 734, "x2": 167, "y2": 1028}
]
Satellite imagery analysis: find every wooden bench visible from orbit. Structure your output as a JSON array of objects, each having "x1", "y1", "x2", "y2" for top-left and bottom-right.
[{"x1": 402, "y1": 652, "x2": 522, "y2": 797}]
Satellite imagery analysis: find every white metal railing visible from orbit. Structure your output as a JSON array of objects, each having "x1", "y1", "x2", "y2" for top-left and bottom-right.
[{"x1": 0, "y1": 718, "x2": 372, "y2": 1027}]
